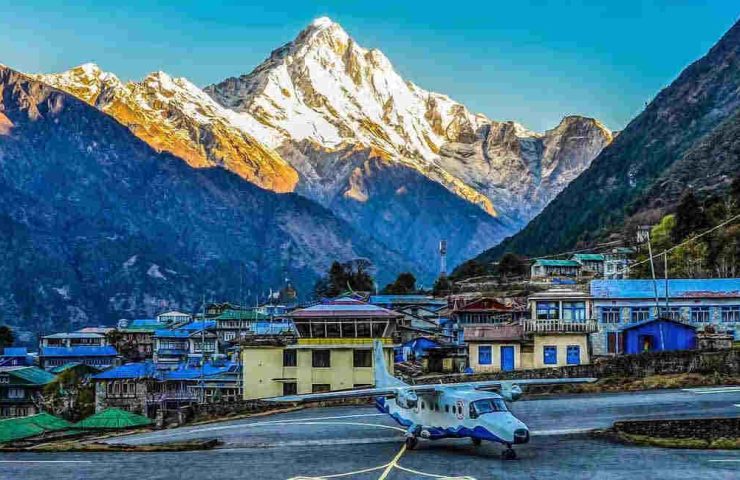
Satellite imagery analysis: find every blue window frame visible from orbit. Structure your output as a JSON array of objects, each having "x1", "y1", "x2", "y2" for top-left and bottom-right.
[
  {"x1": 566, "y1": 345, "x2": 581, "y2": 365},
  {"x1": 562, "y1": 302, "x2": 586, "y2": 321},
  {"x1": 478, "y1": 346, "x2": 492, "y2": 365},
  {"x1": 721, "y1": 306, "x2": 740, "y2": 323},
  {"x1": 691, "y1": 306, "x2": 710, "y2": 323},
  {"x1": 601, "y1": 307, "x2": 621, "y2": 323},
  {"x1": 543, "y1": 346, "x2": 557, "y2": 365},
  {"x1": 631, "y1": 307, "x2": 650, "y2": 322},
  {"x1": 536, "y1": 302, "x2": 559, "y2": 320}
]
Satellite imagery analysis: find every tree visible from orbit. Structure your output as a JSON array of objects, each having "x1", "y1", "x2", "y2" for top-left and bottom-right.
[
  {"x1": 451, "y1": 260, "x2": 489, "y2": 280},
  {"x1": 672, "y1": 191, "x2": 705, "y2": 242},
  {"x1": 314, "y1": 259, "x2": 376, "y2": 298},
  {"x1": 496, "y1": 253, "x2": 527, "y2": 278},
  {"x1": 0, "y1": 325, "x2": 14, "y2": 350},
  {"x1": 432, "y1": 275, "x2": 452, "y2": 297},
  {"x1": 382, "y1": 272, "x2": 417, "y2": 294},
  {"x1": 43, "y1": 368, "x2": 95, "y2": 421}
]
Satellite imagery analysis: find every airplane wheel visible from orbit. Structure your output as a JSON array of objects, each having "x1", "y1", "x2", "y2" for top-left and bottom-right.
[
  {"x1": 471, "y1": 438, "x2": 482, "y2": 446},
  {"x1": 502, "y1": 448, "x2": 517, "y2": 460},
  {"x1": 405, "y1": 437, "x2": 419, "y2": 450}
]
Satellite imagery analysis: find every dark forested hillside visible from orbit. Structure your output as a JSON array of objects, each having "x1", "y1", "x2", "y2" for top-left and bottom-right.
[
  {"x1": 0, "y1": 66, "x2": 409, "y2": 342},
  {"x1": 470, "y1": 19, "x2": 740, "y2": 265}
]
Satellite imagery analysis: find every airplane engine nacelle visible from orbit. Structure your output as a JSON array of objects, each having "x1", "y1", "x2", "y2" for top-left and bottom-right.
[
  {"x1": 500, "y1": 383, "x2": 523, "y2": 402},
  {"x1": 396, "y1": 389, "x2": 418, "y2": 409}
]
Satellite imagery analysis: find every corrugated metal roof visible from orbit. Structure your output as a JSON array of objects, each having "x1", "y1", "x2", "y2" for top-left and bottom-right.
[
  {"x1": 0, "y1": 366, "x2": 57, "y2": 385},
  {"x1": 572, "y1": 254, "x2": 605, "y2": 261},
  {"x1": 40, "y1": 346, "x2": 118, "y2": 357},
  {"x1": 92, "y1": 362, "x2": 157, "y2": 380},
  {"x1": 176, "y1": 321, "x2": 216, "y2": 331},
  {"x1": 2, "y1": 347, "x2": 28, "y2": 356},
  {"x1": 74, "y1": 408, "x2": 152, "y2": 430},
  {"x1": 161, "y1": 362, "x2": 239, "y2": 381},
  {"x1": 591, "y1": 279, "x2": 740, "y2": 299},
  {"x1": 154, "y1": 329, "x2": 191, "y2": 338},
  {"x1": 43, "y1": 332, "x2": 105, "y2": 339},
  {"x1": 0, "y1": 413, "x2": 72, "y2": 443},
  {"x1": 534, "y1": 259, "x2": 581, "y2": 267},
  {"x1": 214, "y1": 309, "x2": 270, "y2": 321},
  {"x1": 290, "y1": 302, "x2": 400, "y2": 318},
  {"x1": 619, "y1": 318, "x2": 697, "y2": 331},
  {"x1": 368, "y1": 295, "x2": 445, "y2": 305}
]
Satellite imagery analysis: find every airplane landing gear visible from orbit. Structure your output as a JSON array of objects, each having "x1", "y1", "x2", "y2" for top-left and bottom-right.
[
  {"x1": 471, "y1": 438, "x2": 482, "y2": 446},
  {"x1": 405, "y1": 436, "x2": 419, "y2": 450},
  {"x1": 501, "y1": 445, "x2": 517, "y2": 460}
]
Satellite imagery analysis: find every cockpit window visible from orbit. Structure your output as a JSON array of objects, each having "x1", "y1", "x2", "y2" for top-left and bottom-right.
[{"x1": 470, "y1": 398, "x2": 508, "y2": 417}]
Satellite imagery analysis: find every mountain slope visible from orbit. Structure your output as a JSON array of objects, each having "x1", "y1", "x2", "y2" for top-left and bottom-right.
[
  {"x1": 473, "y1": 19, "x2": 740, "y2": 263},
  {"x1": 35, "y1": 64, "x2": 299, "y2": 192},
  {"x1": 0, "y1": 66, "x2": 409, "y2": 341}
]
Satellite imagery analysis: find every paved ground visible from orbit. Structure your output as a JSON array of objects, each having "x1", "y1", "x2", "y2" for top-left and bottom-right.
[{"x1": 1, "y1": 387, "x2": 738, "y2": 479}]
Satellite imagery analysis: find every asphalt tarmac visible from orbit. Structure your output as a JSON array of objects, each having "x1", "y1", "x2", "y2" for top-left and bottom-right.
[{"x1": 1, "y1": 387, "x2": 738, "y2": 479}]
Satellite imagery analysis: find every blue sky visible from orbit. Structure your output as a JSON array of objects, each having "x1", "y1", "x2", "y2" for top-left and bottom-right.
[{"x1": 1, "y1": 1, "x2": 737, "y2": 131}]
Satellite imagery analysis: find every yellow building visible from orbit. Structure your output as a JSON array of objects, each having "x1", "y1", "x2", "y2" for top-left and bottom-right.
[
  {"x1": 242, "y1": 297, "x2": 403, "y2": 400},
  {"x1": 242, "y1": 338, "x2": 396, "y2": 399}
]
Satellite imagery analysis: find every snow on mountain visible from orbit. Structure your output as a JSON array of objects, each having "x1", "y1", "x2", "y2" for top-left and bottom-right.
[
  {"x1": 205, "y1": 17, "x2": 612, "y2": 223},
  {"x1": 35, "y1": 64, "x2": 299, "y2": 192}
]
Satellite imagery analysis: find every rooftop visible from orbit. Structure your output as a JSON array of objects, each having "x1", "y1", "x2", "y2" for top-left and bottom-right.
[
  {"x1": 40, "y1": 346, "x2": 118, "y2": 357},
  {"x1": 572, "y1": 253, "x2": 605, "y2": 262},
  {"x1": 528, "y1": 287, "x2": 590, "y2": 300},
  {"x1": 214, "y1": 309, "x2": 270, "y2": 321},
  {"x1": 92, "y1": 362, "x2": 158, "y2": 380},
  {"x1": 2, "y1": 347, "x2": 28, "y2": 357},
  {"x1": 43, "y1": 332, "x2": 105, "y2": 339},
  {"x1": 591, "y1": 279, "x2": 740, "y2": 299},
  {"x1": 533, "y1": 259, "x2": 581, "y2": 267},
  {"x1": 289, "y1": 301, "x2": 402, "y2": 319},
  {"x1": 0, "y1": 366, "x2": 56, "y2": 385},
  {"x1": 368, "y1": 295, "x2": 446, "y2": 306}
]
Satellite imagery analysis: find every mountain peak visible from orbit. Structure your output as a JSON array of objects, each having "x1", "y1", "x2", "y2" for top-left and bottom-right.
[{"x1": 310, "y1": 16, "x2": 336, "y2": 29}]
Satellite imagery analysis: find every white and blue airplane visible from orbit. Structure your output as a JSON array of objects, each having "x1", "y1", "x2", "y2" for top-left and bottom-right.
[{"x1": 270, "y1": 340, "x2": 596, "y2": 459}]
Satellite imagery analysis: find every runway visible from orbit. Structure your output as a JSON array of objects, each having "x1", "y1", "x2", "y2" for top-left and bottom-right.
[{"x1": 1, "y1": 388, "x2": 738, "y2": 479}]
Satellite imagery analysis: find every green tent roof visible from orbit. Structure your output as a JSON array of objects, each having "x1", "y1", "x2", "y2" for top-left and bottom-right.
[
  {"x1": 0, "y1": 413, "x2": 72, "y2": 443},
  {"x1": 1, "y1": 366, "x2": 57, "y2": 385},
  {"x1": 214, "y1": 308, "x2": 270, "y2": 321},
  {"x1": 73, "y1": 408, "x2": 152, "y2": 430}
]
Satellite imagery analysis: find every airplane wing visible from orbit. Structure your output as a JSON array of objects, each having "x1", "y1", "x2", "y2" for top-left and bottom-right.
[
  {"x1": 454, "y1": 377, "x2": 598, "y2": 391},
  {"x1": 265, "y1": 384, "x2": 441, "y2": 403}
]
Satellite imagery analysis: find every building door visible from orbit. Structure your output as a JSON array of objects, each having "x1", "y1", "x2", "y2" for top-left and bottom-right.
[
  {"x1": 639, "y1": 335, "x2": 654, "y2": 352},
  {"x1": 500, "y1": 346, "x2": 515, "y2": 371},
  {"x1": 566, "y1": 345, "x2": 580, "y2": 365}
]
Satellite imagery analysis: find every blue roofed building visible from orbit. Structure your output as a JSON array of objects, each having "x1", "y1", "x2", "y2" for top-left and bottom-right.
[
  {"x1": 368, "y1": 295, "x2": 446, "y2": 311},
  {"x1": 619, "y1": 318, "x2": 697, "y2": 354},
  {"x1": 590, "y1": 279, "x2": 740, "y2": 355},
  {"x1": 153, "y1": 321, "x2": 218, "y2": 367},
  {"x1": 38, "y1": 346, "x2": 118, "y2": 370},
  {"x1": 0, "y1": 348, "x2": 34, "y2": 367}
]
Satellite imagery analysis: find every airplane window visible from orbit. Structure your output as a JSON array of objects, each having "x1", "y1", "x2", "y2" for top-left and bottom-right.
[
  {"x1": 445, "y1": 405, "x2": 449, "y2": 413},
  {"x1": 470, "y1": 398, "x2": 508, "y2": 418},
  {"x1": 421, "y1": 402, "x2": 425, "y2": 410}
]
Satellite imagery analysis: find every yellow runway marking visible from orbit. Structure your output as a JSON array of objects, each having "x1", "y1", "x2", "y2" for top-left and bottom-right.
[{"x1": 377, "y1": 444, "x2": 407, "y2": 480}]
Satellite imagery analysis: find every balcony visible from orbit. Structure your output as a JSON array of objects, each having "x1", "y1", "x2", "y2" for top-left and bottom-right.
[{"x1": 522, "y1": 319, "x2": 598, "y2": 334}]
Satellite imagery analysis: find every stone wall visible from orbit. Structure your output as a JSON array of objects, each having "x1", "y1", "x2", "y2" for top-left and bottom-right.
[
  {"x1": 614, "y1": 418, "x2": 740, "y2": 440},
  {"x1": 413, "y1": 348, "x2": 740, "y2": 385}
]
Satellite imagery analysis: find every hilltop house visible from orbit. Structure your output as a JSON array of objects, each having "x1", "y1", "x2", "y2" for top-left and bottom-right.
[
  {"x1": 530, "y1": 259, "x2": 582, "y2": 279},
  {"x1": 571, "y1": 254, "x2": 605, "y2": 276}
]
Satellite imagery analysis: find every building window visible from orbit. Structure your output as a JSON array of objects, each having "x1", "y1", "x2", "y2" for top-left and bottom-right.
[
  {"x1": 631, "y1": 307, "x2": 650, "y2": 322},
  {"x1": 478, "y1": 346, "x2": 492, "y2": 365},
  {"x1": 353, "y1": 350, "x2": 372, "y2": 368},
  {"x1": 7, "y1": 388, "x2": 25, "y2": 399},
  {"x1": 601, "y1": 307, "x2": 621, "y2": 323},
  {"x1": 283, "y1": 349, "x2": 297, "y2": 367},
  {"x1": 536, "y1": 302, "x2": 559, "y2": 320},
  {"x1": 283, "y1": 382, "x2": 297, "y2": 395},
  {"x1": 659, "y1": 307, "x2": 682, "y2": 321},
  {"x1": 312, "y1": 384, "x2": 331, "y2": 393},
  {"x1": 566, "y1": 345, "x2": 581, "y2": 365},
  {"x1": 543, "y1": 346, "x2": 557, "y2": 365},
  {"x1": 562, "y1": 302, "x2": 586, "y2": 321},
  {"x1": 312, "y1": 350, "x2": 331, "y2": 368},
  {"x1": 721, "y1": 306, "x2": 740, "y2": 323},
  {"x1": 691, "y1": 306, "x2": 710, "y2": 323}
]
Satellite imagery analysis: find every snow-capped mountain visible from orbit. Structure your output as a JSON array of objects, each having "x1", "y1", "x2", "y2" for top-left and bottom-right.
[
  {"x1": 32, "y1": 17, "x2": 611, "y2": 274},
  {"x1": 35, "y1": 64, "x2": 299, "y2": 192},
  {"x1": 205, "y1": 17, "x2": 612, "y2": 224}
]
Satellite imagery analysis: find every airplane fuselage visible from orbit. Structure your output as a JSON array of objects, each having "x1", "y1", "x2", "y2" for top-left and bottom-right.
[{"x1": 375, "y1": 388, "x2": 530, "y2": 446}]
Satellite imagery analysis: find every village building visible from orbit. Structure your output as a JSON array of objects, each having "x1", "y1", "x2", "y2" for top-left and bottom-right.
[
  {"x1": 38, "y1": 332, "x2": 118, "y2": 370},
  {"x1": 619, "y1": 318, "x2": 697, "y2": 354},
  {"x1": 0, "y1": 366, "x2": 56, "y2": 417},
  {"x1": 153, "y1": 321, "x2": 218, "y2": 367},
  {"x1": 368, "y1": 295, "x2": 447, "y2": 312},
  {"x1": 465, "y1": 288, "x2": 596, "y2": 373},
  {"x1": 213, "y1": 308, "x2": 293, "y2": 343},
  {"x1": 451, "y1": 297, "x2": 523, "y2": 326},
  {"x1": 590, "y1": 279, "x2": 740, "y2": 356},
  {"x1": 603, "y1": 247, "x2": 634, "y2": 279},
  {"x1": 0, "y1": 347, "x2": 34, "y2": 367},
  {"x1": 530, "y1": 259, "x2": 582, "y2": 279},
  {"x1": 115, "y1": 318, "x2": 164, "y2": 361},
  {"x1": 241, "y1": 297, "x2": 401, "y2": 400},
  {"x1": 156, "y1": 310, "x2": 192, "y2": 325},
  {"x1": 571, "y1": 253, "x2": 605, "y2": 276}
]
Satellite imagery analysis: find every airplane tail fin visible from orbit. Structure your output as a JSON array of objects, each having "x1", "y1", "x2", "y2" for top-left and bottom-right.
[{"x1": 373, "y1": 339, "x2": 407, "y2": 388}]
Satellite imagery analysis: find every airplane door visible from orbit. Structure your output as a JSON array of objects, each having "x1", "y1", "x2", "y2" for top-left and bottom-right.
[{"x1": 500, "y1": 346, "x2": 515, "y2": 372}]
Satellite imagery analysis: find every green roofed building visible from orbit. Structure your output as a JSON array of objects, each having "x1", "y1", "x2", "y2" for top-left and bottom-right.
[
  {"x1": 214, "y1": 308, "x2": 271, "y2": 343},
  {"x1": 0, "y1": 366, "x2": 57, "y2": 418},
  {"x1": 530, "y1": 259, "x2": 582, "y2": 279},
  {"x1": 0, "y1": 412, "x2": 72, "y2": 443},
  {"x1": 74, "y1": 408, "x2": 152, "y2": 430},
  {"x1": 571, "y1": 253, "x2": 606, "y2": 275}
]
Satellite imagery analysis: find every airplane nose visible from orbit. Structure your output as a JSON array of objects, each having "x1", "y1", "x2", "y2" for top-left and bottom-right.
[{"x1": 513, "y1": 428, "x2": 530, "y2": 444}]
